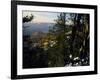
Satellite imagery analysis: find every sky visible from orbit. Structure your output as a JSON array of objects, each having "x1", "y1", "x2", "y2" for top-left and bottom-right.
[{"x1": 23, "y1": 11, "x2": 60, "y2": 23}]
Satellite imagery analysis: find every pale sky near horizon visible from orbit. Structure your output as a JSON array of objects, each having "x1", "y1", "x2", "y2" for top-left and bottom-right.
[{"x1": 23, "y1": 11, "x2": 60, "y2": 23}]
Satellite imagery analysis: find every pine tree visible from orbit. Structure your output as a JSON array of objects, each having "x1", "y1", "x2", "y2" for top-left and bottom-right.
[
  {"x1": 23, "y1": 14, "x2": 34, "y2": 23},
  {"x1": 69, "y1": 13, "x2": 89, "y2": 66},
  {"x1": 47, "y1": 13, "x2": 90, "y2": 67},
  {"x1": 47, "y1": 13, "x2": 68, "y2": 67}
]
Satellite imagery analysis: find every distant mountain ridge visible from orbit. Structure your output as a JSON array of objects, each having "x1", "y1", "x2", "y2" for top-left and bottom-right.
[{"x1": 23, "y1": 22, "x2": 54, "y2": 36}]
